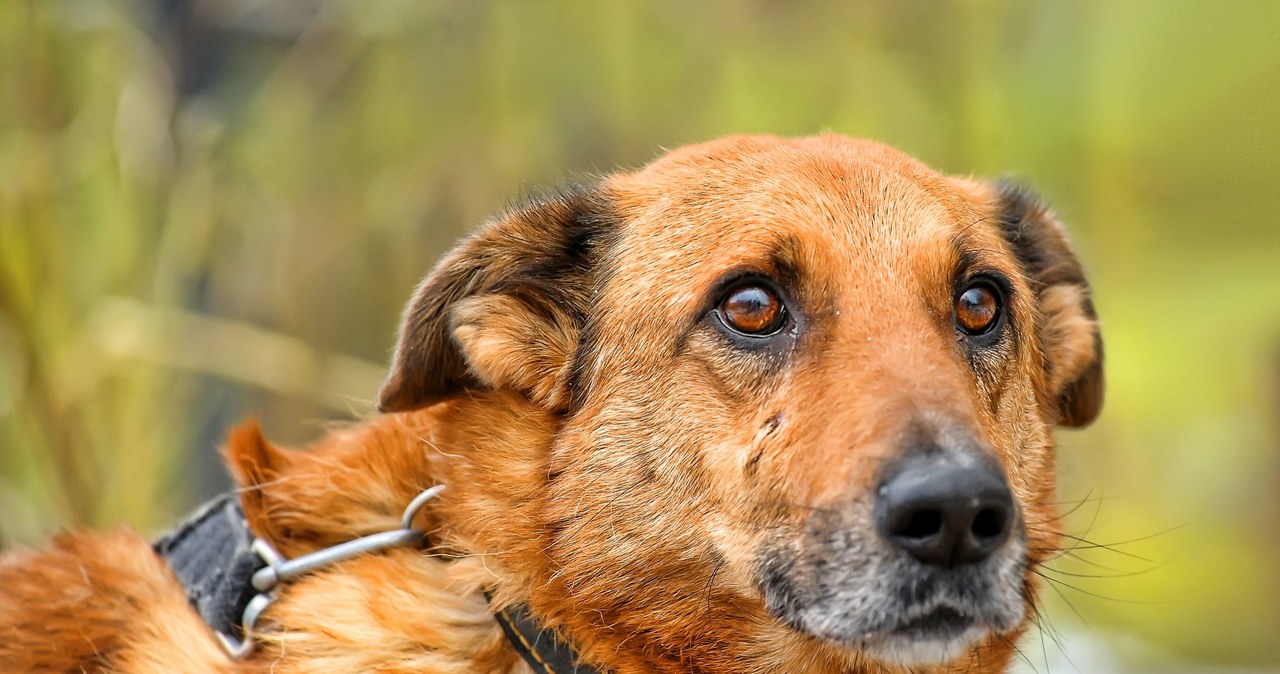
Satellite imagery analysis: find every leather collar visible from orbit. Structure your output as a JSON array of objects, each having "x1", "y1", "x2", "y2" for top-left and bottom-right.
[
  {"x1": 493, "y1": 602, "x2": 600, "y2": 674},
  {"x1": 155, "y1": 492, "x2": 599, "y2": 674}
]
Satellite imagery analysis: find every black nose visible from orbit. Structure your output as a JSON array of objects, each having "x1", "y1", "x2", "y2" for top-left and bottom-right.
[{"x1": 875, "y1": 451, "x2": 1015, "y2": 568}]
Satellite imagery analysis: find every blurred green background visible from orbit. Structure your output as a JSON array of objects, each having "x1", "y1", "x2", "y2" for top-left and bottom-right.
[{"x1": 2, "y1": 1, "x2": 1277, "y2": 671}]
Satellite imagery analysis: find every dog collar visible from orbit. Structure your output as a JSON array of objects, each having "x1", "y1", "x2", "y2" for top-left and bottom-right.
[
  {"x1": 154, "y1": 487, "x2": 598, "y2": 673},
  {"x1": 152, "y1": 493, "x2": 264, "y2": 652},
  {"x1": 493, "y1": 601, "x2": 600, "y2": 674},
  {"x1": 155, "y1": 486, "x2": 440, "y2": 658}
]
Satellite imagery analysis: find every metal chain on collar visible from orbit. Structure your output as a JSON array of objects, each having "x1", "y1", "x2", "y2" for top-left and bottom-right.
[{"x1": 216, "y1": 484, "x2": 446, "y2": 659}]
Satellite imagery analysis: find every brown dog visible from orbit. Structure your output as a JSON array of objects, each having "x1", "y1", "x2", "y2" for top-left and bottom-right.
[{"x1": 0, "y1": 134, "x2": 1102, "y2": 673}]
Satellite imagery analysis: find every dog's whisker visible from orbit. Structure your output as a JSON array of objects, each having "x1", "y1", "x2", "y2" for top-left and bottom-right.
[
  {"x1": 1034, "y1": 556, "x2": 1169, "y2": 580},
  {"x1": 1026, "y1": 590, "x2": 1076, "y2": 674},
  {"x1": 994, "y1": 630, "x2": 1040, "y2": 674},
  {"x1": 1031, "y1": 571, "x2": 1164, "y2": 605},
  {"x1": 1038, "y1": 524, "x2": 1182, "y2": 550},
  {"x1": 1036, "y1": 570, "x2": 1091, "y2": 631},
  {"x1": 1025, "y1": 529, "x2": 1161, "y2": 563},
  {"x1": 1033, "y1": 548, "x2": 1128, "y2": 573}
]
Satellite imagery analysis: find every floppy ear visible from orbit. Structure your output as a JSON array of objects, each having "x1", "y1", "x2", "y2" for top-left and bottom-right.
[
  {"x1": 377, "y1": 184, "x2": 609, "y2": 413},
  {"x1": 995, "y1": 182, "x2": 1104, "y2": 427}
]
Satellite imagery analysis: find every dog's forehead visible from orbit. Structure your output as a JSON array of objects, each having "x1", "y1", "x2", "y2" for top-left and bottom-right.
[{"x1": 602, "y1": 135, "x2": 989, "y2": 303}]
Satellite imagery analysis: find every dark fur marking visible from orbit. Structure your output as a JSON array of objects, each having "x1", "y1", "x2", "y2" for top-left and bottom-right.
[
  {"x1": 563, "y1": 199, "x2": 625, "y2": 415},
  {"x1": 744, "y1": 412, "x2": 783, "y2": 478},
  {"x1": 756, "y1": 543, "x2": 808, "y2": 633},
  {"x1": 994, "y1": 181, "x2": 1087, "y2": 292},
  {"x1": 743, "y1": 447, "x2": 766, "y2": 478}
]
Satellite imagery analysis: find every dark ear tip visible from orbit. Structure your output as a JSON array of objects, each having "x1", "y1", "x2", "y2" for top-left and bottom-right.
[
  {"x1": 1058, "y1": 364, "x2": 1105, "y2": 428},
  {"x1": 375, "y1": 376, "x2": 422, "y2": 414},
  {"x1": 375, "y1": 393, "x2": 402, "y2": 415},
  {"x1": 376, "y1": 392, "x2": 434, "y2": 414},
  {"x1": 376, "y1": 351, "x2": 464, "y2": 413}
]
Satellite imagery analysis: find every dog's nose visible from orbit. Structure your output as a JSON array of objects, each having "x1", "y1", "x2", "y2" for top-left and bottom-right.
[{"x1": 875, "y1": 451, "x2": 1014, "y2": 568}]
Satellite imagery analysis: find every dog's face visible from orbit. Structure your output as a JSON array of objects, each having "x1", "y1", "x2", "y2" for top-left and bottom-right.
[{"x1": 379, "y1": 135, "x2": 1102, "y2": 670}]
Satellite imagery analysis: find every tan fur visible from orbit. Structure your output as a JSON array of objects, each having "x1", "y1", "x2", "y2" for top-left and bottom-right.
[
  {"x1": 0, "y1": 135, "x2": 1102, "y2": 674},
  {"x1": 0, "y1": 530, "x2": 234, "y2": 672},
  {"x1": 452, "y1": 294, "x2": 579, "y2": 409},
  {"x1": 1039, "y1": 283, "x2": 1099, "y2": 396}
]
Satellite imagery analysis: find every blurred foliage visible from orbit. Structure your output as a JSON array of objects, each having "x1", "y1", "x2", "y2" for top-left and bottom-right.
[{"x1": 1, "y1": 0, "x2": 1278, "y2": 670}]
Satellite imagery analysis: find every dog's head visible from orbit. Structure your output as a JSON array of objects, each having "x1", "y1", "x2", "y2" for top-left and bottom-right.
[{"x1": 379, "y1": 135, "x2": 1102, "y2": 670}]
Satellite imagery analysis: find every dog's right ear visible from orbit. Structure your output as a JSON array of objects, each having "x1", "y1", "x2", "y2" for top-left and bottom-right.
[
  {"x1": 993, "y1": 182, "x2": 1104, "y2": 428},
  {"x1": 377, "y1": 185, "x2": 609, "y2": 413}
]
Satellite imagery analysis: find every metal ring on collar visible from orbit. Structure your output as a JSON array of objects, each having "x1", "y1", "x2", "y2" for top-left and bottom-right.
[{"x1": 214, "y1": 484, "x2": 446, "y2": 659}]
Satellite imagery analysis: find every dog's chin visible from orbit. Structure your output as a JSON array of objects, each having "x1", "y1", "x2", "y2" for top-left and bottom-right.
[
  {"x1": 797, "y1": 596, "x2": 1024, "y2": 667},
  {"x1": 855, "y1": 607, "x2": 993, "y2": 667},
  {"x1": 793, "y1": 601, "x2": 1011, "y2": 667},
  {"x1": 760, "y1": 540, "x2": 1029, "y2": 668}
]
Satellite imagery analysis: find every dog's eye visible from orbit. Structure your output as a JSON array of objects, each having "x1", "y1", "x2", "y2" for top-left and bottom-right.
[
  {"x1": 955, "y1": 282, "x2": 1001, "y2": 335},
  {"x1": 718, "y1": 284, "x2": 787, "y2": 336}
]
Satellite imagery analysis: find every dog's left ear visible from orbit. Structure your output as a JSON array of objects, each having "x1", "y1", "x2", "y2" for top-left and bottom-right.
[
  {"x1": 377, "y1": 184, "x2": 608, "y2": 413},
  {"x1": 995, "y1": 182, "x2": 1104, "y2": 427}
]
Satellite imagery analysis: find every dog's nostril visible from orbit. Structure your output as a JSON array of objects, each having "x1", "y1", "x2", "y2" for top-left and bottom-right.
[
  {"x1": 876, "y1": 451, "x2": 1015, "y2": 568},
  {"x1": 895, "y1": 510, "x2": 943, "y2": 539},
  {"x1": 971, "y1": 507, "x2": 1006, "y2": 540}
]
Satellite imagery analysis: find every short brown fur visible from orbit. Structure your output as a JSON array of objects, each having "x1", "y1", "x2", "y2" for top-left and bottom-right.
[{"x1": 0, "y1": 135, "x2": 1101, "y2": 674}]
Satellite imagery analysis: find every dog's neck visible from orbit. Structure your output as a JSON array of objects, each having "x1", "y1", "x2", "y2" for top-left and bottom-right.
[{"x1": 225, "y1": 393, "x2": 1008, "y2": 674}]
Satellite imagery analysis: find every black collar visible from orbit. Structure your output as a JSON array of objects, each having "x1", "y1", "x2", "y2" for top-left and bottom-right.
[
  {"x1": 153, "y1": 494, "x2": 261, "y2": 642},
  {"x1": 154, "y1": 492, "x2": 599, "y2": 674},
  {"x1": 493, "y1": 602, "x2": 599, "y2": 674}
]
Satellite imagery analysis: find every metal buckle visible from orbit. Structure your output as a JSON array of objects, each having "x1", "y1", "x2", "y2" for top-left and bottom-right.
[{"x1": 215, "y1": 484, "x2": 446, "y2": 659}]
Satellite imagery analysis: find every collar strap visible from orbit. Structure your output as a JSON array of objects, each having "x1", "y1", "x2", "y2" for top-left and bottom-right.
[
  {"x1": 154, "y1": 487, "x2": 598, "y2": 673},
  {"x1": 153, "y1": 493, "x2": 262, "y2": 646},
  {"x1": 494, "y1": 602, "x2": 601, "y2": 674}
]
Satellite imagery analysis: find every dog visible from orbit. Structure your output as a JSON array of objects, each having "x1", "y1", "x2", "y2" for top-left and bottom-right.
[{"x1": 0, "y1": 134, "x2": 1102, "y2": 673}]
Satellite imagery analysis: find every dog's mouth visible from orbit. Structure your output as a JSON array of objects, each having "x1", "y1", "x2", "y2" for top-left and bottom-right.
[
  {"x1": 858, "y1": 604, "x2": 994, "y2": 666},
  {"x1": 758, "y1": 528, "x2": 1029, "y2": 667},
  {"x1": 890, "y1": 606, "x2": 972, "y2": 639},
  {"x1": 760, "y1": 561, "x2": 1024, "y2": 665}
]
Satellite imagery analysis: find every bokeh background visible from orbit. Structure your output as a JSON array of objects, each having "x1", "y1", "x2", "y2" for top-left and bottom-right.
[{"x1": 2, "y1": 1, "x2": 1278, "y2": 671}]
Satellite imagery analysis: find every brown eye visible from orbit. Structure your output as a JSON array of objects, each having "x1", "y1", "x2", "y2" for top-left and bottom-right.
[
  {"x1": 955, "y1": 283, "x2": 1001, "y2": 335},
  {"x1": 719, "y1": 284, "x2": 786, "y2": 336}
]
